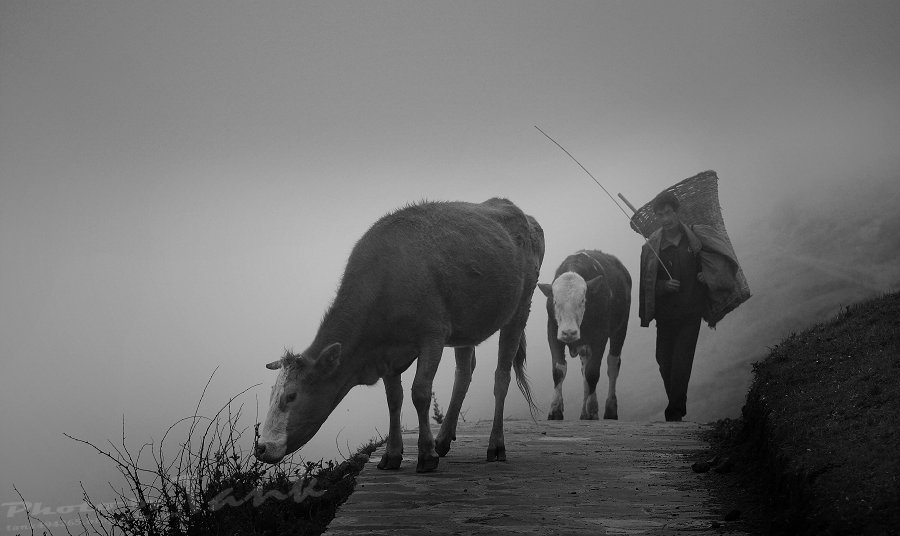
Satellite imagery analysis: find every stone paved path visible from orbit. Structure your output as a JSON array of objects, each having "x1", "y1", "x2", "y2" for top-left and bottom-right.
[{"x1": 327, "y1": 419, "x2": 747, "y2": 535}]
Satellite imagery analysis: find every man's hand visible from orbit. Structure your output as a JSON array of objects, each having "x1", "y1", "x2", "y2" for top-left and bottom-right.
[
  {"x1": 661, "y1": 279, "x2": 681, "y2": 293},
  {"x1": 697, "y1": 272, "x2": 706, "y2": 284}
]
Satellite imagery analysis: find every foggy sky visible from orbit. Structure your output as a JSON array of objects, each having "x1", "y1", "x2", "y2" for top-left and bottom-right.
[{"x1": 2, "y1": 0, "x2": 900, "y2": 520}]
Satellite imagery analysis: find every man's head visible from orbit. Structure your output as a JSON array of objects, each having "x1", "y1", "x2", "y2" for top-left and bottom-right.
[{"x1": 652, "y1": 191, "x2": 681, "y2": 232}]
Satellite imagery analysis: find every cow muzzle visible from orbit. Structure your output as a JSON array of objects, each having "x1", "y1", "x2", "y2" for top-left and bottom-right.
[
  {"x1": 254, "y1": 440, "x2": 287, "y2": 464},
  {"x1": 558, "y1": 328, "x2": 580, "y2": 344}
]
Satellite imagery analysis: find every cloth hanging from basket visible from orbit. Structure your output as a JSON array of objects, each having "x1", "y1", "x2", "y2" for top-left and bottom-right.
[{"x1": 632, "y1": 171, "x2": 751, "y2": 327}]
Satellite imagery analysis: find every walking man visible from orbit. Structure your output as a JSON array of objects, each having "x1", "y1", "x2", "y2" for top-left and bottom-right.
[{"x1": 638, "y1": 191, "x2": 741, "y2": 421}]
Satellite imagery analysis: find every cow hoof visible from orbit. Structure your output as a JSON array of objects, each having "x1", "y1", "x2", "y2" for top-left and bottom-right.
[
  {"x1": 580, "y1": 413, "x2": 599, "y2": 420},
  {"x1": 377, "y1": 453, "x2": 403, "y2": 470},
  {"x1": 547, "y1": 411, "x2": 564, "y2": 420},
  {"x1": 605, "y1": 398, "x2": 618, "y2": 419},
  {"x1": 486, "y1": 446, "x2": 506, "y2": 462},
  {"x1": 435, "y1": 438, "x2": 451, "y2": 457},
  {"x1": 416, "y1": 453, "x2": 439, "y2": 473}
]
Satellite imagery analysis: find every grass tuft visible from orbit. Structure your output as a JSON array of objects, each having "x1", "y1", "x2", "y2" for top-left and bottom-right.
[
  {"x1": 17, "y1": 372, "x2": 383, "y2": 536},
  {"x1": 431, "y1": 391, "x2": 445, "y2": 425}
]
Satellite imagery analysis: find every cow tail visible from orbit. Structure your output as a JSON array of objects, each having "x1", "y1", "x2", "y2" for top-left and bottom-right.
[{"x1": 513, "y1": 333, "x2": 539, "y2": 421}]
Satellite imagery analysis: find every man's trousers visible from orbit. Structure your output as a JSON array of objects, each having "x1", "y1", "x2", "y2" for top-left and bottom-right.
[{"x1": 655, "y1": 315, "x2": 702, "y2": 421}]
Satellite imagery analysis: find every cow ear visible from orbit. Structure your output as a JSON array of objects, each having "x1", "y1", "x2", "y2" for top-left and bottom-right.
[
  {"x1": 316, "y1": 343, "x2": 342, "y2": 375},
  {"x1": 265, "y1": 360, "x2": 283, "y2": 370},
  {"x1": 585, "y1": 275, "x2": 604, "y2": 292},
  {"x1": 537, "y1": 283, "x2": 552, "y2": 297}
]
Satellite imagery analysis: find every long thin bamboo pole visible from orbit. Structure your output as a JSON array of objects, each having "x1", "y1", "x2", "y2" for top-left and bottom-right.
[{"x1": 535, "y1": 126, "x2": 673, "y2": 280}]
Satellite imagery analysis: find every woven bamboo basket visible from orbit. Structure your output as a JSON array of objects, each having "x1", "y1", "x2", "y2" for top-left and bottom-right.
[{"x1": 630, "y1": 170, "x2": 751, "y2": 322}]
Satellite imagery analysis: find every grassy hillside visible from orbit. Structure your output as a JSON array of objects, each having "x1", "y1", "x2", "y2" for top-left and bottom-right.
[{"x1": 706, "y1": 291, "x2": 900, "y2": 535}]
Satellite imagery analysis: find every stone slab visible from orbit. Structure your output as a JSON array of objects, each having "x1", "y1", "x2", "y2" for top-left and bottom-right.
[{"x1": 327, "y1": 419, "x2": 745, "y2": 535}]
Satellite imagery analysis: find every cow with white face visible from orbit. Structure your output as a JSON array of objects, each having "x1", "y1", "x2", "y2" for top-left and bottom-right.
[{"x1": 538, "y1": 250, "x2": 631, "y2": 420}]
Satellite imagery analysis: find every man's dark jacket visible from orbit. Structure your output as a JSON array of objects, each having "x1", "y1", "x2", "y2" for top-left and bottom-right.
[{"x1": 639, "y1": 223, "x2": 748, "y2": 328}]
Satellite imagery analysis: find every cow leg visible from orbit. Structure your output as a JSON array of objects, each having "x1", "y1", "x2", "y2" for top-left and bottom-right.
[
  {"x1": 547, "y1": 329, "x2": 567, "y2": 420},
  {"x1": 411, "y1": 339, "x2": 444, "y2": 473},
  {"x1": 606, "y1": 313, "x2": 628, "y2": 420},
  {"x1": 580, "y1": 343, "x2": 604, "y2": 420},
  {"x1": 604, "y1": 352, "x2": 621, "y2": 419},
  {"x1": 377, "y1": 373, "x2": 404, "y2": 470},
  {"x1": 435, "y1": 346, "x2": 476, "y2": 457},
  {"x1": 487, "y1": 327, "x2": 521, "y2": 462}
]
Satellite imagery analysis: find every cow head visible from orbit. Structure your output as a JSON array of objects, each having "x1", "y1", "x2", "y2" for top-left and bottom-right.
[
  {"x1": 538, "y1": 272, "x2": 603, "y2": 344},
  {"x1": 255, "y1": 343, "x2": 352, "y2": 463}
]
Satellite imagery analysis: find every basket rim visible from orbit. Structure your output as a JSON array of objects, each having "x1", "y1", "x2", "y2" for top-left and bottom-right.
[{"x1": 628, "y1": 170, "x2": 720, "y2": 237}]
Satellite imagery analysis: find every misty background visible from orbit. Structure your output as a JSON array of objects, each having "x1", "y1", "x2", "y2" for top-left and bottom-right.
[{"x1": 2, "y1": 0, "x2": 899, "y2": 524}]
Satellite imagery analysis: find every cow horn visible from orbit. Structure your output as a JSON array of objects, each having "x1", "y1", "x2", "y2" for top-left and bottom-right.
[{"x1": 266, "y1": 351, "x2": 305, "y2": 370}]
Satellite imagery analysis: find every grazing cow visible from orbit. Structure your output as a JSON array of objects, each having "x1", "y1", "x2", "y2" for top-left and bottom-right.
[
  {"x1": 538, "y1": 250, "x2": 631, "y2": 420},
  {"x1": 255, "y1": 198, "x2": 545, "y2": 473}
]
